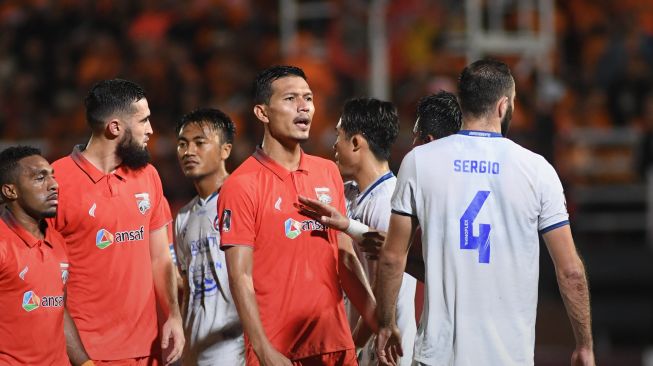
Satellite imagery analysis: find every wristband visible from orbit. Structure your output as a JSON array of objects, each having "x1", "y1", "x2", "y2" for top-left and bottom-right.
[{"x1": 345, "y1": 219, "x2": 369, "y2": 242}]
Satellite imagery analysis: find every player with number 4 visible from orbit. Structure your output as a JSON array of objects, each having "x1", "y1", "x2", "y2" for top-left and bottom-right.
[{"x1": 375, "y1": 60, "x2": 594, "y2": 366}]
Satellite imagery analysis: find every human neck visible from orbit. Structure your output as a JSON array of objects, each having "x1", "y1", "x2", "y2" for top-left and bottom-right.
[
  {"x1": 461, "y1": 115, "x2": 501, "y2": 134},
  {"x1": 353, "y1": 156, "x2": 391, "y2": 193},
  {"x1": 82, "y1": 135, "x2": 121, "y2": 174},
  {"x1": 6, "y1": 204, "x2": 44, "y2": 240},
  {"x1": 261, "y1": 134, "x2": 302, "y2": 171},
  {"x1": 193, "y1": 169, "x2": 229, "y2": 199}
]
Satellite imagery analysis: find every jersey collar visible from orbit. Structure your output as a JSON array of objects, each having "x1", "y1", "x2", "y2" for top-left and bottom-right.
[
  {"x1": 458, "y1": 130, "x2": 503, "y2": 138},
  {"x1": 253, "y1": 145, "x2": 309, "y2": 180},
  {"x1": 1, "y1": 207, "x2": 53, "y2": 248},
  {"x1": 357, "y1": 171, "x2": 394, "y2": 205},
  {"x1": 71, "y1": 145, "x2": 129, "y2": 183}
]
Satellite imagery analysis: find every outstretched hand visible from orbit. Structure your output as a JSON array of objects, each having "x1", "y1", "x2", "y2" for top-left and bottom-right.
[{"x1": 296, "y1": 195, "x2": 350, "y2": 231}]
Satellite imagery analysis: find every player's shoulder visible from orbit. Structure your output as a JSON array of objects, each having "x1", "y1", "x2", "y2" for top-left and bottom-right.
[
  {"x1": 303, "y1": 153, "x2": 339, "y2": 173},
  {"x1": 221, "y1": 157, "x2": 260, "y2": 191},
  {"x1": 504, "y1": 139, "x2": 549, "y2": 166},
  {"x1": 52, "y1": 154, "x2": 75, "y2": 172}
]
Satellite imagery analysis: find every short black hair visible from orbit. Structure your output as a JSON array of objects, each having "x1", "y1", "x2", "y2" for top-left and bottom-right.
[
  {"x1": 0, "y1": 146, "x2": 42, "y2": 187},
  {"x1": 177, "y1": 107, "x2": 236, "y2": 144},
  {"x1": 253, "y1": 65, "x2": 307, "y2": 105},
  {"x1": 340, "y1": 98, "x2": 399, "y2": 162},
  {"x1": 85, "y1": 79, "x2": 146, "y2": 131},
  {"x1": 458, "y1": 59, "x2": 514, "y2": 117},
  {"x1": 416, "y1": 91, "x2": 462, "y2": 140}
]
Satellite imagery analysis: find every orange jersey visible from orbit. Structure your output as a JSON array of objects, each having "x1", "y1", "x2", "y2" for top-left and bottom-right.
[
  {"x1": 50, "y1": 147, "x2": 171, "y2": 360},
  {"x1": 218, "y1": 147, "x2": 354, "y2": 363},
  {"x1": 0, "y1": 208, "x2": 68, "y2": 365}
]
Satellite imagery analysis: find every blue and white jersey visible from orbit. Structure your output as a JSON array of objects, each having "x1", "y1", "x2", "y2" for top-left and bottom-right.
[
  {"x1": 391, "y1": 130, "x2": 569, "y2": 366},
  {"x1": 347, "y1": 173, "x2": 417, "y2": 366},
  {"x1": 175, "y1": 193, "x2": 244, "y2": 366}
]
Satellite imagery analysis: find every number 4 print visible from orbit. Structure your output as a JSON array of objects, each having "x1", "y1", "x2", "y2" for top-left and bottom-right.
[{"x1": 459, "y1": 191, "x2": 491, "y2": 264}]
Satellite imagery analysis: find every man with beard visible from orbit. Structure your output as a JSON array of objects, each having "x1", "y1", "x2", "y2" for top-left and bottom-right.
[
  {"x1": 50, "y1": 79, "x2": 184, "y2": 365},
  {"x1": 217, "y1": 65, "x2": 377, "y2": 366},
  {"x1": 0, "y1": 146, "x2": 93, "y2": 365},
  {"x1": 174, "y1": 108, "x2": 244, "y2": 365},
  {"x1": 375, "y1": 60, "x2": 594, "y2": 366}
]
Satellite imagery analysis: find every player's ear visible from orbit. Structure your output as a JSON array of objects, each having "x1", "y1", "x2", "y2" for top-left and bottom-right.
[
  {"x1": 106, "y1": 118, "x2": 121, "y2": 139},
  {"x1": 220, "y1": 143, "x2": 233, "y2": 160},
  {"x1": 497, "y1": 96, "x2": 509, "y2": 120},
  {"x1": 426, "y1": 134, "x2": 435, "y2": 143},
  {"x1": 253, "y1": 104, "x2": 269, "y2": 124},
  {"x1": 1, "y1": 183, "x2": 17, "y2": 201},
  {"x1": 351, "y1": 134, "x2": 365, "y2": 152}
]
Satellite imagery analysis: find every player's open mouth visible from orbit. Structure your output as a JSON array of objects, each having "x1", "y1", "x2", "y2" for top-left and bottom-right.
[{"x1": 294, "y1": 117, "x2": 310, "y2": 129}]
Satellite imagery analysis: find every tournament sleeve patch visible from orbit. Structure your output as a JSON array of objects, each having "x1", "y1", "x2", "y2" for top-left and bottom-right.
[{"x1": 221, "y1": 209, "x2": 232, "y2": 232}]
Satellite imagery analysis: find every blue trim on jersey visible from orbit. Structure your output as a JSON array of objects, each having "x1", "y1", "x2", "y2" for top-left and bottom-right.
[
  {"x1": 391, "y1": 209, "x2": 416, "y2": 217},
  {"x1": 458, "y1": 130, "x2": 503, "y2": 138},
  {"x1": 357, "y1": 171, "x2": 394, "y2": 206},
  {"x1": 539, "y1": 220, "x2": 570, "y2": 234}
]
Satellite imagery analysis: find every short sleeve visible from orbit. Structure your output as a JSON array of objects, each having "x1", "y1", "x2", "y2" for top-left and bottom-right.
[
  {"x1": 148, "y1": 166, "x2": 172, "y2": 231},
  {"x1": 218, "y1": 176, "x2": 257, "y2": 248},
  {"x1": 537, "y1": 159, "x2": 569, "y2": 233},
  {"x1": 391, "y1": 150, "x2": 418, "y2": 217}
]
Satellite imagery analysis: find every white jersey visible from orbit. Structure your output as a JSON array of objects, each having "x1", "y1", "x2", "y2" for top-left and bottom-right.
[
  {"x1": 175, "y1": 193, "x2": 244, "y2": 366},
  {"x1": 346, "y1": 173, "x2": 417, "y2": 366},
  {"x1": 391, "y1": 131, "x2": 569, "y2": 366}
]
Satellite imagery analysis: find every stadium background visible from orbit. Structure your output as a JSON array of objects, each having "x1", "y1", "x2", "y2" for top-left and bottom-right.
[{"x1": 0, "y1": 0, "x2": 651, "y2": 364}]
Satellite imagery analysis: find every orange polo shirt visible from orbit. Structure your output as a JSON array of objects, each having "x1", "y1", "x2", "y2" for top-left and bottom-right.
[
  {"x1": 218, "y1": 147, "x2": 354, "y2": 364},
  {"x1": 50, "y1": 146, "x2": 171, "y2": 360},
  {"x1": 0, "y1": 208, "x2": 68, "y2": 365}
]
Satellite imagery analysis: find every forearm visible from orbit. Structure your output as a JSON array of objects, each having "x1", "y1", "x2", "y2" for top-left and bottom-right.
[
  {"x1": 376, "y1": 250, "x2": 406, "y2": 327},
  {"x1": 338, "y1": 245, "x2": 378, "y2": 332},
  {"x1": 229, "y1": 271, "x2": 272, "y2": 352},
  {"x1": 64, "y1": 308, "x2": 92, "y2": 365},
  {"x1": 152, "y1": 256, "x2": 181, "y2": 319},
  {"x1": 557, "y1": 262, "x2": 593, "y2": 349}
]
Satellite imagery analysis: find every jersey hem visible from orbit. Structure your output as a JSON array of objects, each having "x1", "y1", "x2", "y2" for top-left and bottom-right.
[
  {"x1": 391, "y1": 209, "x2": 416, "y2": 217},
  {"x1": 539, "y1": 220, "x2": 570, "y2": 234},
  {"x1": 220, "y1": 243, "x2": 254, "y2": 250}
]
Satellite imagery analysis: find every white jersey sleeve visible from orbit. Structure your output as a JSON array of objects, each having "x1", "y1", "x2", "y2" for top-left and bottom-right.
[
  {"x1": 392, "y1": 150, "x2": 418, "y2": 217},
  {"x1": 537, "y1": 158, "x2": 569, "y2": 232}
]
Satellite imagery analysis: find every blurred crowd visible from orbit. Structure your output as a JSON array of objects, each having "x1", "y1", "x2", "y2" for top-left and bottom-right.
[{"x1": 1, "y1": 0, "x2": 653, "y2": 212}]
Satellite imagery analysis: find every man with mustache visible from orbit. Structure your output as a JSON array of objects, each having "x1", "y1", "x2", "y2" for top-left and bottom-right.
[
  {"x1": 217, "y1": 65, "x2": 377, "y2": 366},
  {"x1": 50, "y1": 79, "x2": 184, "y2": 365}
]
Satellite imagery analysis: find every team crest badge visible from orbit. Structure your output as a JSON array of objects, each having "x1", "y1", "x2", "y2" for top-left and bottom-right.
[
  {"x1": 60, "y1": 263, "x2": 69, "y2": 284},
  {"x1": 221, "y1": 209, "x2": 232, "y2": 232},
  {"x1": 315, "y1": 187, "x2": 332, "y2": 204},
  {"x1": 135, "y1": 193, "x2": 151, "y2": 215}
]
